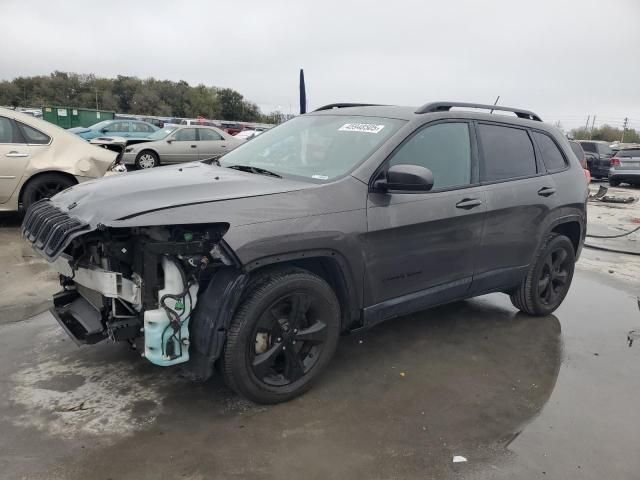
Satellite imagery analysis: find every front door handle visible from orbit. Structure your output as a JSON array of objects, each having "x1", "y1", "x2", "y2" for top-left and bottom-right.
[
  {"x1": 456, "y1": 198, "x2": 482, "y2": 209},
  {"x1": 190, "y1": 145, "x2": 197, "y2": 148},
  {"x1": 5, "y1": 151, "x2": 29, "y2": 158},
  {"x1": 538, "y1": 186, "x2": 556, "y2": 197}
]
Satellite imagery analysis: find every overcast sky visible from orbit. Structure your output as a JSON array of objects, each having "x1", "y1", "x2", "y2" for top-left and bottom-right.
[{"x1": 2, "y1": 0, "x2": 639, "y2": 129}]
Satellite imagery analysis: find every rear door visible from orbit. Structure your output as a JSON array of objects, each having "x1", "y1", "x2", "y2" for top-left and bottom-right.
[
  {"x1": 472, "y1": 122, "x2": 560, "y2": 293},
  {"x1": 104, "y1": 120, "x2": 131, "y2": 137},
  {"x1": 0, "y1": 116, "x2": 31, "y2": 204},
  {"x1": 131, "y1": 121, "x2": 155, "y2": 138},
  {"x1": 197, "y1": 128, "x2": 228, "y2": 159},
  {"x1": 365, "y1": 120, "x2": 486, "y2": 313}
]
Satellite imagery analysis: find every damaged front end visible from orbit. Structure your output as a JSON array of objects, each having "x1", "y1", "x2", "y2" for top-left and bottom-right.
[{"x1": 22, "y1": 200, "x2": 234, "y2": 367}]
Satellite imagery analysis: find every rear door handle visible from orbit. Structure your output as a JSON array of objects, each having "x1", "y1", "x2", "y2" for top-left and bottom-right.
[
  {"x1": 456, "y1": 198, "x2": 482, "y2": 209},
  {"x1": 190, "y1": 145, "x2": 197, "y2": 148},
  {"x1": 5, "y1": 151, "x2": 29, "y2": 158},
  {"x1": 538, "y1": 186, "x2": 556, "y2": 197}
]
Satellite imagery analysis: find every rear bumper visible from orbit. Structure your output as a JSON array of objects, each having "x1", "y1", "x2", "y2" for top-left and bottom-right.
[{"x1": 609, "y1": 169, "x2": 640, "y2": 182}]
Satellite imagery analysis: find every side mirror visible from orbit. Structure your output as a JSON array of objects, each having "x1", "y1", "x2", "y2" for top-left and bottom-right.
[
  {"x1": 373, "y1": 164, "x2": 434, "y2": 193},
  {"x1": 101, "y1": 127, "x2": 109, "y2": 133},
  {"x1": 166, "y1": 138, "x2": 174, "y2": 143}
]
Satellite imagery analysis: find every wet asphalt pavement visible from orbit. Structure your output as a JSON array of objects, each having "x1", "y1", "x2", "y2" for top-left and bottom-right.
[
  {"x1": 2, "y1": 193, "x2": 640, "y2": 480},
  {"x1": 1, "y1": 271, "x2": 639, "y2": 479}
]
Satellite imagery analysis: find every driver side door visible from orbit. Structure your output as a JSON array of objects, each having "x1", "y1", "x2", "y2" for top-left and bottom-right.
[
  {"x1": 163, "y1": 128, "x2": 198, "y2": 163},
  {"x1": 363, "y1": 121, "x2": 487, "y2": 322}
]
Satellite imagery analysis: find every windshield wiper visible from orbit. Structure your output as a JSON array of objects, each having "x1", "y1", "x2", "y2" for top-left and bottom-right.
[{"x1": 227, "y1": 165, "x2": 282, "y2": 178}]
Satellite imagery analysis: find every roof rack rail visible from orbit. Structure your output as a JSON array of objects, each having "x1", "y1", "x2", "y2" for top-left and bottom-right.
[
  {"x1": 313, "y1": 103, "x2": 382, "y2": 112},
  {"x1": 415, "y1": 101, "x2": 542, "y2": 121}
]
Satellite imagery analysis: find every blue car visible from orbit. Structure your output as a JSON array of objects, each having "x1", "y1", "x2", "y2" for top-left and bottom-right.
[{"x1": 69, "y1": 119, "x2": 159, "y2": 140}]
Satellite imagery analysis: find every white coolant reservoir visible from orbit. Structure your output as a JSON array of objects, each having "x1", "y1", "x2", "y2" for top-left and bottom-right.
[{"x1": 144, "y1": 257, "x2": 198, "y2": 366}]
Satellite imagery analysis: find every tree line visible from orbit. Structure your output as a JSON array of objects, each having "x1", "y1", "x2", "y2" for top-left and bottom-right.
[
  {"x1": 570, "y1": 124, "x2": 640, "y2": 143},
  {"x1": 0, "y1": 71, "x2": 284, "y2": 123}
]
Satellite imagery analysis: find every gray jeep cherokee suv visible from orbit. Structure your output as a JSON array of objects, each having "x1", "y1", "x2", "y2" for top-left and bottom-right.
[{"x1": 23, "y1": 101, "x2": 588, "y2": 404}]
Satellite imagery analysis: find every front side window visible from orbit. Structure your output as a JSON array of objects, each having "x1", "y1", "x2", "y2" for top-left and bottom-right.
[
  {"x1": 533, "y1": 132, "x2": 566, "y2": 171},
  {"x1": 220, "y1": 115, "x2": 404, "y2": 181},
  {"x1": 174, "y1": 128, "x2": 197, "y2": 141},
  {"x1": 388, "y1": 122, "x2": 471, "y2": 190},
  {"x1": 479, "y1": 124, "x2": 537, "y2": 182},
  {"x1": 198, "y1": 128, "x2": 223, "y2": 141}
]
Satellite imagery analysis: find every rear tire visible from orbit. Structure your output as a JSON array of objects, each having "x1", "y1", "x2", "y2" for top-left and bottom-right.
[
  {"x1": 135, "y1": 150, "x2": 159, "y2": 169},
  {"x1": 223, "y1": 268, "x2": 341, "y2": 404},
  {"x1": 22, "y1": 173, "x2": 76, "y2": 210},
  {"x1": 510, "y1": 233, "x2": 575, "y2": 316}
]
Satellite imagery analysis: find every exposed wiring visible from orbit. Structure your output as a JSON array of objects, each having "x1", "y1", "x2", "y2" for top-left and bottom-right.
[
  {"x1": 584, "y1": 242, "x2": 640, "y2": 257},
  {"x1": 586, "y1": 225, "x2": 640, "y2": 239}
]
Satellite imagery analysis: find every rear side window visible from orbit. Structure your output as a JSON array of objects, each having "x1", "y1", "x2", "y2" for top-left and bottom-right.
[
  {"x1": 478, "y1": 124, "x2": 536, "y2": 181},
  {"x1": 388, "y1": 122, "x2": 471, "y2": 190},
  {"x1": 198, "y1": 128, "x2": 224, "y2": 141},
  {"x1": 617, "y1": 149, "x2": 640, "y2": 157},
  {"x1": 0, "y1": 117, "x2": 21, "y2": 143},
  {"x1": 533, "y1": 132, "x2": 566, "y2": 171},
  {"x1": 580, "y1": 142, "x2": 597, "y2": 153},
  {"x1": 598, "y1": 144, "x2": 613, "y2": 155}
]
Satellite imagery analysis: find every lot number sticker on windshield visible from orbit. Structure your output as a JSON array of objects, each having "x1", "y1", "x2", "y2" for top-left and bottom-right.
[{"x1": 339, "y1": 123, "x2": 385, "y2": 134}]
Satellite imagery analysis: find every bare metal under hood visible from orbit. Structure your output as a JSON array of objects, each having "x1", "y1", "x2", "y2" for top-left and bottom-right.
[{"x1": 49, "y1": 162, "x2": 314, "y2": 228}]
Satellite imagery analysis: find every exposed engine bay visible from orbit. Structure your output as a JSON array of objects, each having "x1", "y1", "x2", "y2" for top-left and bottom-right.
[{"x1": 45, "y1": 223, "x2": 232, "y2": 366}]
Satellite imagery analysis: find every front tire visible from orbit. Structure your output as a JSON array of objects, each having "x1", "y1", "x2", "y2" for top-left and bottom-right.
[
  {"x1": 135, "y1": 150, "x2": 159, "y2": 169},
  {"x1": 22, "y1": 173, "x2": 76, "y2": 210},
  {"x1": 223, "y1": 268, "x2": 341, "y2": 404},
  {"x1": 510, "y1": 233, "x2": 575, "y2": 316},
  {"x1": 609, "y1": 179, "x2": 620, "y2": 187}
]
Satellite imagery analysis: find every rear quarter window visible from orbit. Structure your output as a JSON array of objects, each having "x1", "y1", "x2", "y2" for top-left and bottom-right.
[
  {"x1": 533, "y1": 132, "x2": 567, "y2": 171},
  {"x1": 478, "y1": 124, "x2": 537, "y2": 182},
  {"x1": 580, "y1": 142, "x2": 597, "y2": 153}
]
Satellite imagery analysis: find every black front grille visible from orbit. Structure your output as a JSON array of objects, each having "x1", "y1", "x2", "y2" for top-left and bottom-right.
[{"x1": 22, "y1": 200, "x2": 89, "y2": 259}]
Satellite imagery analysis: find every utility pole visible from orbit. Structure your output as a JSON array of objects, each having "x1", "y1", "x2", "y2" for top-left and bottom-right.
[
  {"x1": 95, "y1": 88, "x2": 99, "y2": 110},
  {"x1": 621, "y1": 117, "x2": 628, "y2": 143},
  {"x1": 584, "y1": 115, "x2": 590, "y2": 130},
  {"x1": 589, "y1": 115, "x2": 596, "y2": 140}
]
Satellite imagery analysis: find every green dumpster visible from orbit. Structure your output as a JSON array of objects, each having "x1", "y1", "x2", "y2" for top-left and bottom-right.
[{"x1": 42, "y1": 106, "x2": 115, "y2": 128}]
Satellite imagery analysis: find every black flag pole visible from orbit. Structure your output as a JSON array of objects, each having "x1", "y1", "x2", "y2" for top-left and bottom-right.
[{"x1": 299, "y1": 69, "x2": 307, "y2": 114}]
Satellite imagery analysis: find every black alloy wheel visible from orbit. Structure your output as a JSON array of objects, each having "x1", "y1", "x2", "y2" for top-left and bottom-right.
[
  {"x1": 537, "y1": 247, "x2": 571, "y2": 307},
  {"x1": 250, "y1": 292, "x2": 328, "y2": 386},
  {"x1": 223, "y1": 269, "x2": 341, "y2": 404}
]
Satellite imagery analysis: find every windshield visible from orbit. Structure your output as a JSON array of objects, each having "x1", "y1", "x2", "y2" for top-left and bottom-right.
[
  {"x1": 147, "y1": 127, "x2": 177, "y2": 140},
  {"x1": 219, "y1": 115, "x2": 404, "y2": 181}
]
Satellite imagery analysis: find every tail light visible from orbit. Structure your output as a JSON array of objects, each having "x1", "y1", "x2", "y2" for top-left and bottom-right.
[
  {"x1": 610, "y1": 158, "x2": 621, "y2": 166},
  {"x1": 584, "y1": 169, "x2": 591, "y2": 183}
]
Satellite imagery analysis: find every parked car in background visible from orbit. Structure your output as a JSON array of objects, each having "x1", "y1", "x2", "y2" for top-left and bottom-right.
[
  {"x1": 219, "y1": 122, "x2": 245, "y2": 135},
  {"x1": 569, "y1": 140, "x2": 591, "y2": 182},
  {"x1": 69, "y1": 119, "x2": 159, "y2": 140},
  {"x1": 122, "y1": 125, "x2": 244, "y2": 168},
  {"x1": 233, "y1": 129, "x2": 262, "y2": 141},
  {"x1": 577, "y1": 140, "x2": 613, "y2": 179},
  {"x1": 0, "y1": 107, "x2": 119, "y2": 211},
  {"x1": 609, "y1": 147, "x2": 640, "y2": 186}
]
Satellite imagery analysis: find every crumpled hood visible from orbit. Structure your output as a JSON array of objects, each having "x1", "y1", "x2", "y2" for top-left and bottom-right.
[{"x1": 50, "y1": 162, "x2": 313, "y2": 227}]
